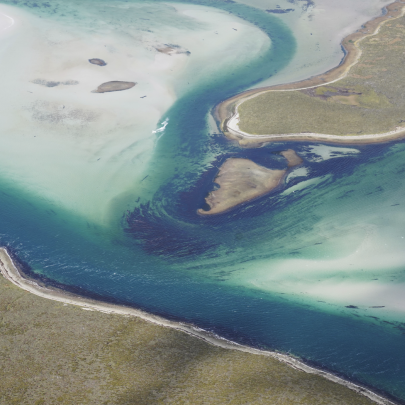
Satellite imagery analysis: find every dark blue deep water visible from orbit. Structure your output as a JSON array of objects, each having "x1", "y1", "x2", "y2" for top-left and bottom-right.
[{"x1": 1, "y1": 0, "x2": 405, "y2": 402}]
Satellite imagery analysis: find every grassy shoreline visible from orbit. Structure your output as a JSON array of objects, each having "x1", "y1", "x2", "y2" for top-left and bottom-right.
[
  {"x1": 0, "y1": 247, "x2": 398, "y2": 405},
  {"x1": 216, "y1": 1, "x2": 405, "y2": 146}
]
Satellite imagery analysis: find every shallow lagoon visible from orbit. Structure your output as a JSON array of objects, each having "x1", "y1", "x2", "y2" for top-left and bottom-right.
[{"x1": 0, "y1": 0, "x2": 405, "y2": 402}]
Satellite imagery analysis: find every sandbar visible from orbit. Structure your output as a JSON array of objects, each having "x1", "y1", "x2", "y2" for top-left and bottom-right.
[
  {"x1": 281, "y1": 149, "x2": 304, "y2": 167},
  {"x1": 199, "y1": 149, "x2": 302, "y2": 215}
]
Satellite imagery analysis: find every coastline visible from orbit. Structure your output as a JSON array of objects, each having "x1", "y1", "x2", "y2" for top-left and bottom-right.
[
  {"x1": 1, "y1": 2, "x2": 404, "y2": 402},
  {"x1": 0, "y1": 246, "x2": 398, "y2": 405},
  {"x1": 227, "y1": 113, "x2": 405, "y2": 145},
  {"x1": 215, "y1": 0, "x2": 405, "y2": 146}
]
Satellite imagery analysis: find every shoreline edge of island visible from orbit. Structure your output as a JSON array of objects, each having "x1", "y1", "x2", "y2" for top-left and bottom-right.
[{"x1": 0, "y1": 247, "x2": 398, "y2": 405}]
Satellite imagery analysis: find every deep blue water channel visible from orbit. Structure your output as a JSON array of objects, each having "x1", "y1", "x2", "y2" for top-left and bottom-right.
[{"x1": 1, "y1": 0, "x2": 405, "y2": 402}]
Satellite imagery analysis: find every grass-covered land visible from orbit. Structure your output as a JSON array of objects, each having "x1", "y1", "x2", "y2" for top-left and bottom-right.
[
  {"x1": 0, "y1": 274, "x2": 380, "y2": 405},
  {"x1": 238, "y1": 14, "x2": 405, "y2": 136}
]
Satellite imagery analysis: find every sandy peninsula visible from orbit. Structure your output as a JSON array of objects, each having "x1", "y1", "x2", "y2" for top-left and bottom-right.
[
  {"x1": 0, "y1": 247, "x2": 396, "y2": 405},
  {"x1": 216, "y1": 1, "x2": 405, "y2": 146},
  {"x1": 199, "y1": 150, "x2": 303, "y2": 215}
]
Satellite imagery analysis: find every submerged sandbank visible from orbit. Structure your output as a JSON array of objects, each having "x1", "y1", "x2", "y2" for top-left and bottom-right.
[
  {"x1": 216, "y1": 1, "x2": 405, "y2": 146},
  {"x1": 0, "y1": 247, "x2": 396, "y2": 405}
]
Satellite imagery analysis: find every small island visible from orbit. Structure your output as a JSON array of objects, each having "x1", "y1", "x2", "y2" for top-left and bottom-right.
[
  {"x1": 198, "y1": 150, "x2": 302, "y2": 215},
  {"x1": 92, "y1": 81, "x2": 136, "y2": 93},
  {"x1": 89, "y1": 58, "x2": 107, "y2": 66}
]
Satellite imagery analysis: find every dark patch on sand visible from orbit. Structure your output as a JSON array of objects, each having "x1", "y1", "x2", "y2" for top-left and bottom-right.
[
  {"x1": 266, "y1": 8, "x2": 294, "y2": 13},
  {"x1": 92, "y1": 81, "x2": 136, "y2": 93},
  {"x1": 32, "y1": 79, "x2": 79, "y2": 87},
  {"x1": 89, "y1": 58, "x2": 107, "y2": 66}
]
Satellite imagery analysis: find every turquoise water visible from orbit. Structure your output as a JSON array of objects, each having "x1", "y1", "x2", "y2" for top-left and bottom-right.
[{"x1": 1, "y1": 0, "x2": 405, "y2": 402}]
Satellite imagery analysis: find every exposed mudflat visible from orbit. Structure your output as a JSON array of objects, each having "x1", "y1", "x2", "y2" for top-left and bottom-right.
[
  {"x1": 89, "y1": 58, "x2": 107, "y2": 66},
  {"x1": 93, "y1": 81, "x2": 136, "y2": 93},
  {"x1": 199, "y1": 150, "x2": 302, "y2": 215},
  {"x1": 280, "y1": 149, "x2": 303, "y2": 167}
]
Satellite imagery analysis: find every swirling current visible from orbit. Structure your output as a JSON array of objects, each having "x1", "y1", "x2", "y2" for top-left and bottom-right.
[{"x1": 0, "y1": 0, "x2": 405, "y2": 402}]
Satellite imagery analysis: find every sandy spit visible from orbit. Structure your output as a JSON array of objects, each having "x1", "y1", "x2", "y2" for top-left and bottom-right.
[
  {"x1": 0, "y1": 246, "x2": 397, "y2": 405},
  {"x1": 217, "y1": 1, "x2": 405, "y2": 145}
]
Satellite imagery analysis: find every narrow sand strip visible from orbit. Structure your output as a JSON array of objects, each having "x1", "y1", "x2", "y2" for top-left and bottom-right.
[
  {"x1": 0, "y1": 12, "x2": 15, "y2": 32},
  {"x1": 217, "y1": 1, "x2": 405, "y2": 145},
  {"x1": 0, "y1": 246, "x2": 396, "y2": 405}
]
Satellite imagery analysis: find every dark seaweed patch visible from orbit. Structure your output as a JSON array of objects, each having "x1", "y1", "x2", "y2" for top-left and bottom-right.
[
  {"x1": 125, "y1": 203, "x2": 216, "y2": 259},
  {"x1": 266, "y1": 8, "x2": 294, "y2": 14}
]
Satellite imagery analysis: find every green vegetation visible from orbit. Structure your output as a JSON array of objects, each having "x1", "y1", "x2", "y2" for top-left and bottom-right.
[
  {"x1": 238, "y1": 18, "x2": 405, "y2": 136},
  {"x1": 0, "y1": 274, "x2": 378, "y2": 405}
]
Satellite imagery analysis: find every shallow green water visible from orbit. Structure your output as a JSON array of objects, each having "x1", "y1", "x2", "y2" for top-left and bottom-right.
[{"x1": 1, "y1": 0, "x2": 405, "y2": 402}]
